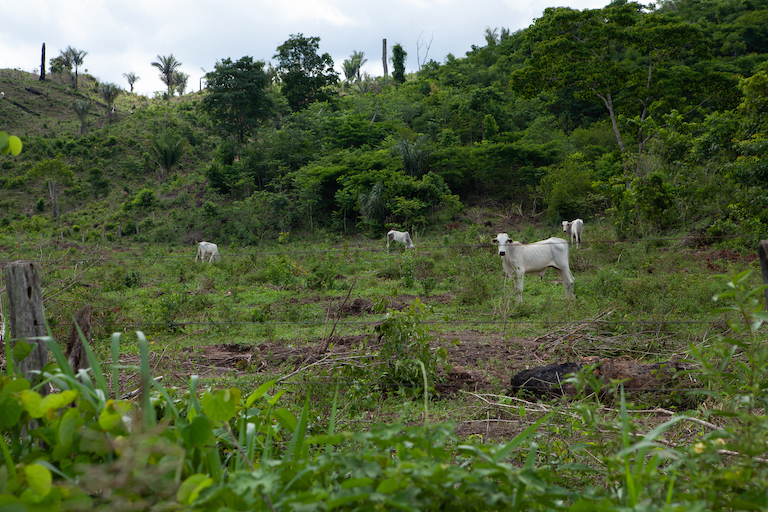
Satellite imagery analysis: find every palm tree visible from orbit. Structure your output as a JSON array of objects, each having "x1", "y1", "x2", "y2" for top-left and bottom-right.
[
  {"x1": 172, "y1": 70, "x2": 189, "y2": 95},
  {"x1": 351, "y1": 50, "x2": 367, "y2": 82},
  {"x1": 342, "y1": 50, "x2": 368, "y2": 83},
  {"x1": 65, "y1": 46, "x2": 87, "y2": 91},
  {"x1": 122, "y1": 72, "x2": 139, "y2": 92},
  {"x1": 99, "y1": 83, "x2": 122, "y2": 119},
  {"x1": 151, "y1": 54, "x2": 182, "y2": 98},
  {"x1": 149, "y1": 131, "x2": 187, "y2": 181},
  {"x1": 72, "y1": 99, "x2": 92, "y2": 135}
]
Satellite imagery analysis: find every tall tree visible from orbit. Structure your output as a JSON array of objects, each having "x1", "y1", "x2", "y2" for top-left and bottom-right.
[
  {"x1": 392, "y1": 43, "x2": 407, "y2": 84},
  {"x1": 122, "y1": 71, "x2": 139, "y2": 92},
  {"x1": 151, "y1": 54, "x2": 182, "y2": 98},
  {"x1": 512, "y1": 2, "x2": 707, "y2": 174},
  {"x1": 273, "y1": 34, "x2": 339, "y2": 111},
  {"x1": 29, "y1": 155, "x2": 74, "y2": 219},
  {"x1": 72, "y1": 99, "x2": 92, "y2": 135},
  {"x1": 99, "y1": 83, "x2": 121, "y2": 119},
  {"x1": 65, "y1": 46, "x2": 87, "y2": 91},
  {"x1": 200, "y1": 56, "x2": 275, "y2": 143}
]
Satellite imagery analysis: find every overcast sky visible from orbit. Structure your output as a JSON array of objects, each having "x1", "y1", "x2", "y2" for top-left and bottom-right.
[{"x1": 2, "y1": 0, "x2": 609, "y2": 97}]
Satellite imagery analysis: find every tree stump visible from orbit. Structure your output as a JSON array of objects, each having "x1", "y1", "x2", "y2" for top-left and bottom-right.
[{"x1": 4, "y1": 261, "x2": 49, "y2": 394}]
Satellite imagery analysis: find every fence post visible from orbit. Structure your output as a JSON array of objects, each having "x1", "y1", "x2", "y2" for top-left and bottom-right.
[
  {"x1": 758, "y1": 240, "x2": 768, "y2": 310},
  {"x1": 4, "y1": 261, "x2": 49, "y2": 395}
]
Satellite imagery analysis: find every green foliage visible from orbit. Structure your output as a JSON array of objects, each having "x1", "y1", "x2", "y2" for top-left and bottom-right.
[
  {"x1": 200, "y1": 56, "x2": 275, "y2": 143},
  {"x1": 374, "y1": 299, "x2": 448, "y2": 394},
  {"x1": 273, "y1": 34, "x2": 339, "y2": 111},
  {"x1": 392, "y1": 43, "x2": 407, "y2": 84},
  {"x1": 148, "y1": 130, "x2": 187, "y2": 181}
]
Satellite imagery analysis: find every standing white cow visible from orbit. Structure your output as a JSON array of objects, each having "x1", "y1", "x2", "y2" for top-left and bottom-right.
[
  {"x1": 492, "y1": 233, "x2": 575, "y2": 303},
  {"x1": 561, "y1": 219, "x2": 584, "y2": 248},
  {"x1": 195, "y1": 241, "x2": 221, "y2": 263},
  {"x1": 386, "y1": 230, "x2": 415, "y2": 252}
]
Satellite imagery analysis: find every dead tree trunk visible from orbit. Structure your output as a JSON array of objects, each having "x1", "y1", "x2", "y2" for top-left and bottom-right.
[
  {"x1": 382, "y1": 39, "x2": 388, "y2": 78},
  {"x1": 759, "y1": 240, "x2": 768, "y2": 310},
  {"x1": 5, "y1": 261, "x2": 49, "y2": 395},
  {"x1": 40, "y1": 43, "x2": 46, "y2": 82}
]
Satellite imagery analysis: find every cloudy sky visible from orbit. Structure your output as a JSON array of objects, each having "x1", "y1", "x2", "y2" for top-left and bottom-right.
[{"x1": 3, "y1": 0, "x2": 608, "y2": 97}]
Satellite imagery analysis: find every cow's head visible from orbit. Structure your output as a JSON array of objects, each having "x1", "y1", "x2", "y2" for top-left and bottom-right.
[
  {"x1": 561, "y1": 221, "x2": 570, "y2": 232},
  {"x1": 492, "y1": 233, "x2": 512, "y2": 256}
]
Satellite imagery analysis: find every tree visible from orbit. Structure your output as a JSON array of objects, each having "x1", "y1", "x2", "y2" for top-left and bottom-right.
[
  {"x1": 273, "y1": 34, "x2": 339, "y2": 111},
  {"x1": 512, "y1": 3, "x2": 706, "y2": 175},
  {"x1": 200, "y1": 56, "x2": 275, "y2": 143},
  {"x1": 342, "y1": 50, "x2": 368, "y2": 82},
  {"x1": 122, "y1": 72, "x2": 139, "y2": 92},
  {"x1": 72, "y1": 99, "x2": 92, "y2": 135},
  {"x1": 149, "y1": 131, "x2": 187, "y2": 181},
  {"x1": 99, "y1": 83, "x2": 121, "y2": 119},
  {"x1": 392, "y1": 43, "x2": 407, "y2": 84},
  {"x1": 151, "y1": 54, "x2": 182, "y2": 98},
  {"x1": 28, "y1": 155, "x2": 74, "y2": 219},
  {"x1": 173, "y1": 71, "x2": 189, "y2": 95},
  {"x1": 65, "y1": 46, "x2": 87, "y2": 91}
]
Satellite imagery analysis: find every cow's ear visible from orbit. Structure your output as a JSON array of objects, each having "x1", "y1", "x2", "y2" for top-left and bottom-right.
[{"x1": 492, "y1": 239, "x2": 498, "y2": 244}]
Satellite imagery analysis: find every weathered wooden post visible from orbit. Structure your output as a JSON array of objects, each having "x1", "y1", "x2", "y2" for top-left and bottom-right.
[
  {"x1": 5, "y1": 261, "x2": 49, "y2": 395},
  {"x1": 758, "y1": 240, "x2": 768, "y2": 310}
]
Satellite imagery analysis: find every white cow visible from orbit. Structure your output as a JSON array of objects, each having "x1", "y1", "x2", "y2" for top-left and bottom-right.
[
  {"x1": 492, "y1": 233, "x2": 575, "y2": 303},
  {"x1": 386, "y1": 230, "x2": 415, "y2": 252},
  {"x1": 195, "y1": 241, "x2": 221, "y2": 263},
  {"x1": 561, "y1": 219, "x2": 584, "y2": 248}
]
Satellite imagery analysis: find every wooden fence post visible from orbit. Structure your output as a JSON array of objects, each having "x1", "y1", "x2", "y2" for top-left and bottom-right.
[
  {"x1": 758, "y1": 240, "x2": 768, "y2": 310},
  {"x1": 4, "y1": 261, "x2": 49, "y2": 394}
]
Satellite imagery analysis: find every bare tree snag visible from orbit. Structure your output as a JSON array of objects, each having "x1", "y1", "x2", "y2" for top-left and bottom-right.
[
  {"x1": 65, "y1": 306, "x2": 92, "y2": 373},
  {"x1": 382, "y1": 39, "x2": 388, "y2": 78},
  {"x1": 40, "y1": 43, "x2": 46, "y2": 81},
  {"x1": 5, "y1": 261, "x2": 49, "y2": 394},
  {"x1": 758, "y1": 240, "x2": 768, "y2": 309}
]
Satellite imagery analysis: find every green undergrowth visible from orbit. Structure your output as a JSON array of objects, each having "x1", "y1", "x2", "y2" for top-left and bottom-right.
[{"x1": 1, "y1": 272, "x2": 768, "y2": 509}]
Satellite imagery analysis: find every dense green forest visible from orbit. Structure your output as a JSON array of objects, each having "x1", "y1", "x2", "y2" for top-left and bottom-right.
[{"x1": 2, "y1": 0, "x2": 767, "y2": 250}]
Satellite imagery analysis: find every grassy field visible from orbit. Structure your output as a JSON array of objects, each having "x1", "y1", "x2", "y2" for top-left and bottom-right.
[{"x1": 2, "y1": 214, "x2": 762, "y2": 440}]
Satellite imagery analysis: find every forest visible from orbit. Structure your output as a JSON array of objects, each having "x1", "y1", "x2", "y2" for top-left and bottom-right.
[{"x1": 2, "y1": 0, "x2": 768, "y2": 510}]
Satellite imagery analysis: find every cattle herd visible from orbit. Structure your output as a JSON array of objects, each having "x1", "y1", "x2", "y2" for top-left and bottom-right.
[{"x1": 195, "y1": 219, "x2": 583, "y2": 302}]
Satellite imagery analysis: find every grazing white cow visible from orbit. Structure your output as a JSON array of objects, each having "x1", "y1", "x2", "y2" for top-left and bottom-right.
[
  {"x1": 492, "y1": 233, "x2": 575, "y2": 303},
  {"x1": 561, "y1": 219, "x2": 584, "y2": 248},
  {"x1": 386, "y1": 230, "x2": 415, "y2": 252},
  {"x1": 195, "y1": 241, "x2": 221, "y2": 263}
]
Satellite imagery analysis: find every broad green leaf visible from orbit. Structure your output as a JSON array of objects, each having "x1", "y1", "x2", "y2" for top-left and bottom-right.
[
  {"x1": 24, "y1": 464, "x2": 51, "y2": 498},
  {"x1": 19, "y1": 390, "x2": 44, "y2": 419},
  {"x1": 272, "y1": 407, "x2": 297, "y2": 432},
  {"x1": 12, "y1": 342, "x2": 33, "y2": 363},
  {"x1": 0, "y1": 398, "x2": 22, "y2": 429},
  {"x1": 181, "y1": 415, "x2": 215, "y2": 447},
  {"x1": 98, "y1": 400, "x2": 131, "y2": 432},
  {"x1": 7, "y1": 136, "x2": 22, "y2": 156},
  {"x1": 245, "y1": 380, "x2": 276, "y2": 408},
  {"x1": 376, "y1": 478, "x2": 400, "y2": 493},
  {"x1": 177, "y1": 474, "x2": 213, "y2": 505},
  {"x1": 201, "y1": 388, "x2": 240, "y2": 424},
  {"x1": 39, "y1": 390, "x2": 78, "y2": 412}
]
